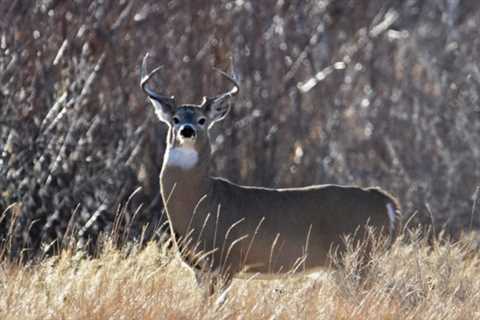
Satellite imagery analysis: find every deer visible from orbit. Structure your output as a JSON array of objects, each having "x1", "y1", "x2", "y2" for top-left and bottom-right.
[{"x1": 140, "y1": 53, "x2": 401, "y2": 297}]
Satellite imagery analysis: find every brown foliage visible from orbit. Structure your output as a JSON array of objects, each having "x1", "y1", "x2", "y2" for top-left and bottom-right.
[{"x1": 1, "y1": 1, "x2": 479, "y2": 258}]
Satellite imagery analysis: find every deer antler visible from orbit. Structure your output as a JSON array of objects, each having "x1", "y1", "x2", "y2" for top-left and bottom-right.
[
  {"x1": 140, "y1": 53, "x2": 175, "y2": 105},
  {"x1": 202, "y1": 68, "x2": 240, "y2": 106}
]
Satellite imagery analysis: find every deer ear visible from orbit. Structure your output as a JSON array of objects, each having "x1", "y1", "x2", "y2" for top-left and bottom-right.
[
  {"x1": 201, "y1": 96, "x2": 231, "y2": 126},
  {"x1": 149, "y1": 97, "x2": 175, "y2": 124}
]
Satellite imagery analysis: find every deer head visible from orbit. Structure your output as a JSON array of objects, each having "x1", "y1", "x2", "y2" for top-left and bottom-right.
[{"x1": 140, "y1": 53, "x2": 239, "y2": 151}]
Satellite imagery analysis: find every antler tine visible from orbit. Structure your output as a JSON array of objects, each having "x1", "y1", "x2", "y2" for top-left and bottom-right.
[
  {"x1": 140, "y1": 53, "x2": 175, "y2": 104},
  {"x1": 209, "y1": 68, "x2": 240, "y2": 102}
]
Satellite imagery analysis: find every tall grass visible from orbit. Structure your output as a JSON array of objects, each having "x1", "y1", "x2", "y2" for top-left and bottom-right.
[{"x1": 1, "y1": 228, "x2": 479, "y2": 319}]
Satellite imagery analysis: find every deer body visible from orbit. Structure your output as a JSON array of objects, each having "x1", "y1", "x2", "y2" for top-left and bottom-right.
[
  {"x1": 162, "y1": 148, "x2": 397, "y2": 274},
  {"x1": 141, "y1": 54, "x2": 400, "y2": 295}
]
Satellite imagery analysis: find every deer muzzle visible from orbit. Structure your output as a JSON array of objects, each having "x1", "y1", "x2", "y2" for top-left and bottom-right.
[{"x1": 179, "y1": 125, "x2": 196, "y2": 139}]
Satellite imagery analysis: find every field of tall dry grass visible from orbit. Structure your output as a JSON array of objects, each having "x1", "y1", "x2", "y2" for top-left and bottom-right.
[{"x1": 1, "y1": 229, "x2": 480, "y2": 319}]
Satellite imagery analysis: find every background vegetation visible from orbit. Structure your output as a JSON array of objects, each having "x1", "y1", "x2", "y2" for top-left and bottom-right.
[{"x1": 1, "y1": 0, "x2": 480, "y2": 259}]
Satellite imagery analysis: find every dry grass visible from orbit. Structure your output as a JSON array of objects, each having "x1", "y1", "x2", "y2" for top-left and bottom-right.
[{"x1": 1, "y1": 231, "x2": 479, "y2": 320}]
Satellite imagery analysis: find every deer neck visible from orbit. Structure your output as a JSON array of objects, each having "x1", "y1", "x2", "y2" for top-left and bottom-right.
[{"x1": 160, "y1": 142, "x2": 212, "y2": 237}]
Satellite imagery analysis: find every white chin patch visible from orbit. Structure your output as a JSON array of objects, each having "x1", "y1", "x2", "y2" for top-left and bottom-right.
[
  {"x1": 179, "y1": 137, "x2": 196, "y2": 147},
  {"x1": 165, "y1": 146, "x2": 199, "y2": 170}
]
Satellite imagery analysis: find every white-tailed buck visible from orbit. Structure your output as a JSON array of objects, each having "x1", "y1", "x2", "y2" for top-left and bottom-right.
[{"x1": 141, "y1": 54, "x2": 400, "y2": 296}]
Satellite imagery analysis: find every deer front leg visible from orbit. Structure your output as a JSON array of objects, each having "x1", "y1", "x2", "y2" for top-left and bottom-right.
[{"x1": 194, "y1": 270, "x2": 233, "y2": 299}]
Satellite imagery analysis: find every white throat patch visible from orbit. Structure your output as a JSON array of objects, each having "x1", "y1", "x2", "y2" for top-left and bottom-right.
[{"x1": 165, "y1": 147, "x2": 199, "y2": 170}]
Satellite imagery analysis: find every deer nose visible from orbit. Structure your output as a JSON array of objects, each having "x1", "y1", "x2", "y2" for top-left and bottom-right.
[{"x1": 179, "y1": 125, "x2": 196, "y2": 138}]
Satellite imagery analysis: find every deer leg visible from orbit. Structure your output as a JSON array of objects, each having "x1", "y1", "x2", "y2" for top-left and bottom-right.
[
  {"x1": 194, "y1": 270, "x2": 217, "y2": 299},
  {"x1": 194, "y1": 270, "x2": 233, "y2": 299}
]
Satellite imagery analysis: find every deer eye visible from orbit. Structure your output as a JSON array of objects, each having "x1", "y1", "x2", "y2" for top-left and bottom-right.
[
  {"x1": 198, "y1": 118, "x2": 206, "y2": 125},
  {"x1": 173, "y1": 116, "x2": 180, "y2": 124}
]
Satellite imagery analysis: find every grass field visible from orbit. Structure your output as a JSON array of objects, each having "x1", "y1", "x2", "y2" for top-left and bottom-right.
[{"x1": 1, "y1": 231, "x2": 479, "y2": 320}]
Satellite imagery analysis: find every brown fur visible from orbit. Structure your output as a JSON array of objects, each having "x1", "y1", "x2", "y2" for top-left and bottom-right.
[{"x1": 141, "y1": 60, "x2": 400, "y2": 295}]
